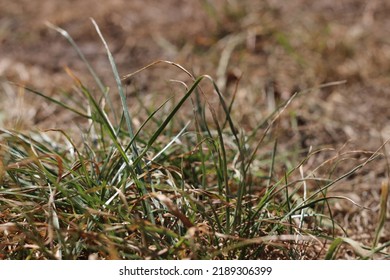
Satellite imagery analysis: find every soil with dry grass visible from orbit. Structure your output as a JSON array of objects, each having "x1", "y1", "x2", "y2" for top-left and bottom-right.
[{"x1": 1, "y1": 0, "x2": 389, "y2": 259}]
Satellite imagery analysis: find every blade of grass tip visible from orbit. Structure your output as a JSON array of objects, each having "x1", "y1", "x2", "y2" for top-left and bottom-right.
[
  {"x1": 122, "y1": 60, "x2": 195, "y2": 81},
  {"x1": 90, "y1": 19, "x2": 140, "y2": 171},
  {"x1": 18, "y1": 84, "x2": 90, "y2": 119},
  {"x1": 45, "y1": 22, "x2": 118, "y2": 125},
  {"x1": 45, "y1": 22, "x2": 105, "y2": 93}
]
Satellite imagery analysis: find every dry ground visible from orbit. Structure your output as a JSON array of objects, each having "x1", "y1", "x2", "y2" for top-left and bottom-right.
[{"x1": 1, "y1": 0, "x2": 389, "y2": 258}]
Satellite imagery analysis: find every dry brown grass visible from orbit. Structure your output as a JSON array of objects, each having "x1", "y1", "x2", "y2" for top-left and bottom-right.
[{"x1": 1, "y1": 0, "x2": 389, "y2": 259}]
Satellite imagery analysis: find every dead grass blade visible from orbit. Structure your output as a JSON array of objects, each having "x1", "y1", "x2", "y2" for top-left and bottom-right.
[
  {"x1": 325, "y1": 237, "x2": 371, "y2": 259},
  {"x1": 373, "y1": 180, "x2": 389, "y2": 247},
  {"x1": 152, "y1": 193, "x2": 194, "y2": 228}
]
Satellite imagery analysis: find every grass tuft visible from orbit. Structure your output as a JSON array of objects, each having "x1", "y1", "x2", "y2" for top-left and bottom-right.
[{"x1": 1, "y1": 22, "x2": 389, "y2": 260}]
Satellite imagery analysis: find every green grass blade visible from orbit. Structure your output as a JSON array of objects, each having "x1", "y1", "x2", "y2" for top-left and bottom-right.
[
  {"x1": 20, "y1": 84, "x2": 90, "y2": 119},
  {"x1": 91, "y1": 18, "x2": 140, "y2": 173},
  {"x1": 325, "y1": 237, "x2": 371, "y2": 259},
  {"x1": 79, "y1": 85, "x2": 130, "y2": 169},
  {"x1": 133, "y1": 76, "x2": 204, "y2": 168},
  {"x1": 147, "y1": 121, "x2": 191, "y2": 165},
  {"x1": 45, "y1": 22, "x2": 118, "y2": 125}
]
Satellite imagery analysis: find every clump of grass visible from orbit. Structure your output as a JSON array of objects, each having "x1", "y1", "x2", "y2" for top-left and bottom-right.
[{"x1": 1, "y1": 20, "x2": 389, "y2": 260}]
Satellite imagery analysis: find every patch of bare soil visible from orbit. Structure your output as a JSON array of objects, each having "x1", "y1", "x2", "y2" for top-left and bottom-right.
[{"x1": 1, "y1": 0, "x2": 389, "y2": 258}]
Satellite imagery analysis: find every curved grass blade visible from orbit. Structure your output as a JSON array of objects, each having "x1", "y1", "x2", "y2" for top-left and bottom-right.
[
  {"x1": 325, "y1": 237, "x2": 371, "y2": 259},
  {"x1": 91, "y1": 18, "x2": 141, "y2": 174},
  {"x1": 45, "y1": 22, "x2": 117, "y2": 125},
  {"x1": 133, "y1": 76, "x2": 204, "y2": 168},
  {"x1": 19, "y1": 84, "x2": 90, "y2": 119}
]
